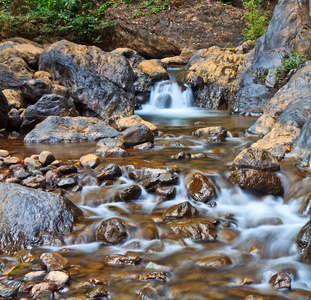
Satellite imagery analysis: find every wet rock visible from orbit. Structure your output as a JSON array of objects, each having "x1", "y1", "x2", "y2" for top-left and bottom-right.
[
  {"x1": 0, "y1": 282, "x2": 15, "y2": 298},
  {"x1": 115, "y1": 115, "x2": 158, "y2": 134},
  {"x1": 59, "y1": 165, "x2": 78, "y2": 175},
  {"x1": 19, "y1": 79, "x2": 52, "y2": 104},
  {"x1": 0, "y1": 149, "x2": 9, "y2": 157},
  {"x1": 186, "y1": 172, "x2": 217, "y2": 203},
  {"x1": 97, "y1": 163, "x2": 122, "y2": 181},
  {"x1": 24, "y1": 270, "x2": 46, "y2": 281},
  {"x1": 25, "y1": 116, "x2": 118, "y2": 143},
  {"x1": 171, "y1": 152, "x2": 192, "y2": 160},
  {"x1": 118, "y1": 123, "x2": 154, "y2": 147},
  {"x1": 40, "y1": 252, "x2": 70, "y2": 271},
  {"x1": 29, "y1": 282, "x2": 57, "y2": 299},
  {"x1": 136, "y1": 272, "x2": 168, "y2": 282},
  {"x1": 0, "y1": 182, "x2": 83, "y2": 253},
  {"x1": 79, "y1": 154, "x2": 100, "y2": 169},
  {"x1": 3, "y1": 156, "x2": 20, "y2": 165},
  {"x1": 120, "y1": 185, "x2": 142, "y2": 201},
  {"x1": 20, "y1": 94, "x2": 78, "y2": 132},
  {"x1": 2, "y1": 89, "x2": 26, "y2": 109},
  {"x1": 168, "y1": 219, "x2": 217, "y2": 241},
  {"x1": 97, "y1": 137, "x2": 124, "y2": 149},
  {"x1": 134, "y1": 142, "x2": 154, "y2": 150},
  {"x1": 45, "y1": 270, "x2": 70, "y2": 287},
  {"x1": 155, "y1": 186, "x2": 176, "y2": 199},
  {"x1": 95, "y1": 146, "x2": 128, "y2": 158},
  {"x1": 232, "y1": 147, "x2": 280, "y2": 171},
  {"x1": 163, "y1": 201, "x2": 198, "y2": 219},
  {"x1": 164, "y1": 140, "x2": 195, "y2": 148},
  {"x1": 96, "y1": 218, "x2": 128, "y2": 245},
  {"x1": 141, "y1": 223, "x2": 159, "y2": 240},
  {"x1": 10, "y1": 164, "x2": 29, "y2": 180},
  {"x1": 24, "y1": 156, "x2": 42, "y2": 170},
  {"x1": 195, "y1": 254, "x2": 232, "y2": 268},
  {"x1": 142, "y1": 172, "x2": 179, "y2": 192},
  {"x1": 229, "y1": 169, "x2": 283, "y2": 195},
  {"x1": 13, "y1": 249, "x2": 38, "y2": 263},
  {"x1": 269, "y1": 272, "x2": 291, "y2": 290},
  {"x1": 39, "y1": 151, "x2": 55, "y2": 166},
  {"x1": 102, "y1": 253, "x2": 141, "y2": 266},
  {"x1": 297, "y1": 219, "x2": 311, "y2": 264},
  {"x1": 57, "y1": 177, "x2": 77, "y2": 188},
  {"x1": 193, "y1": 126, "x2": 227, "y2": 137},
  {"x1": 22, "y1": 175, "x2": 46, "y2": 188},
  {"x1": 7, "y1": 108, "x2": 20, "y2": 130},
  {"x1": 138, "y1": 60, "x2": 168, "y2": 80},
  {"x1": 88, "y1": 286, "x2": 109, "y2": 298},
  {"x1": 138, "y1": 286, "x2": 161, "y2": 300},
  {"x1": 39, "y1": 40, "x2": 134, "y2": 119}
]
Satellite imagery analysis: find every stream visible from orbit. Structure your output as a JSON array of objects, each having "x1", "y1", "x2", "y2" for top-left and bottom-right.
[{"x1": 1, "y1": 67, "x2": 311, "y2": 299}]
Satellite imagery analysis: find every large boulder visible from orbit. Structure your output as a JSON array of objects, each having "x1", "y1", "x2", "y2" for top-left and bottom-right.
[
  {"x1": 0, "y1": 182, "x2": 83, "y2": 253},
  {"x1": 137, "y1": 60, "x2": 168, "y2": 81},
  {"x1": 234, "y1": 0, "x2": 311, "y2": 114},
  {"x1": 20, "y1": 94, "x2": 79, "y2": 132},
  {"x1": 186, "y1": 46, "x2": 245, "y2": 110},
  {"x1": 39, "y1": 40, "x2": 135, "y2": 120},
  {"x1": 0, "y1": 91, "x2": 9, "y2": 129},
  {"x1": 24, "y1": 116, "x2": 118, "y2": 143},
  {"x1": 118, "y1": 123, "x2": 154, "y2": 147}
]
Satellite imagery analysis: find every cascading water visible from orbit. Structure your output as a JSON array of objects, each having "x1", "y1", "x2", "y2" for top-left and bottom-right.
[{"x1": 140, "y1": 66, "x2": 194, "y2": 112}]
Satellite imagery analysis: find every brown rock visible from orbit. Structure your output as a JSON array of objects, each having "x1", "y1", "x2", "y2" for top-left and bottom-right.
[
  {"x1": 102, "y1": 253, "x2": 141, "y2": 266},
  {"x1": 79, "y1": 154, "x2": 100, "y2": 168},
  {"x1": 140, "y1": 223, "x2": 159, "y2": 240},
  {"x1": 229, "y1": 169, "x2": 283, "y2": 195},
  {"x1": 29, "y1": 282, "x2": 57, "y2": 299},
  {"x1": 45, "y1": 270, "x2": 70, "y2": 287},
  {"x1": 168, "y1": 219, "x2": 217, "y2": 241},
  {"x1": 88, "y1": 286, "x2": 109, "y2": 298},
  {"x1": 155, "y1": 186, "x2": 176, "y2": 199},
  {"x1": 120, "y1": 184, "x2": 142, "y2": 201},
  {"x1": 118, "y1": 123, "x2": 154, "y2": 147},
  {"x1": 135, "y1": 271, "x2": 168, "y2": 282},
  {"x1": 193, "y1": 126, "x2": 227, "y2": 137},
  {"x1": 232, "y1": 147, "x2": 280, "y2": 171},
  {"x1": 39, "y1": 151, "x2": 55, "y2": 166},
  {"x1": 186, "y1": 172, "x2": 217, "y2": 203},
  {"x1": 96, "y1": 218, "x2": 128, "y2": 245},
  {"x1": 40, "y1": 252, "x2": 70, "y2": 271},
  {"x1": 138, "y1": 60, "x2": 169, "y2": 80},
  {"x1": 97, "y1": 163, "x2": 122, "y2": 181},
  {"x1": 95, "y1": 146, "x2": 128, "y2": 158},
  {"x1": 161, "y1": 56, "x2": 188, "y2": 66},
  {"x1": 269, "y1": 272, "x2": 291, "y2": 290},
  {"x1": 163, "y1": 201, "x2": 198, "y2": 219},
  {"x1": 2, "y1": 89, "x2": 26, "y2": 109},
  {"x1": 195, "y1": 254, "x2": 232, "y2": 268}
]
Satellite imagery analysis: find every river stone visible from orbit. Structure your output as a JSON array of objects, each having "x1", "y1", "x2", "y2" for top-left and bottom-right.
[
  {"x1": 118, "y1": 123, "x2": 154, "y2": 147},
  {"x1": 137, "y1": 60, "x2": 169, "y2": 80},
  {"x1": 24, "y1": 116, "x2": 118, "y2": 143},
  {"x1": 186, "y1": 172, "x2": 217, "y2": 203},
  {"x1": 96, "y1": 218, "x2": 128, "y2": 245},
  {"x1": 20, "y1": 94, "x2": 78, "y2": 132},
  {"x1": 95, "y1": 146, "x2": 128, "y2": 158},
  {"x1": 0, "y1": 90, "x2": 9, "y2": 129},
  {"x1": 168, "y1": 219, "x2": 217, "y2": 241},
  {"x1": 120, "y1": 185, "x2": 142, "y2": 201},
  {"x1": 57, "y1": 177, "x2": 77, "y2": 188},
  {"x1": 29, "y1": 282, "x2": 57, "y2": 299},
  {"x1": 193, "y1": 126, "x2": 227, "y2": 137},
  {"x1": 39, "y1": 40, "x2": 134, "y2": 119},
  {"x1": 39, "y1": 151, "x2": 55, "y2": 166},
  {"x1": 79, "y1": 154, "x2": 100, "y2": 169},
  {"x1": 2, "y1": 89, "x2": 27, "y2": 109},
  {"x1": 45, "y1": 270, "x2": 70, "y2": 287},
  {"x1": 10, "y1": 165, "x2": 29, "y2": 180},
  {"x1": 0, "y1": 182, "x2": 83, "y2": 253},
  {"x1": 134, "y1": 142, "x2": 153, "y2": 150},
  {"x1": 40, "y1": 252, "x2": 70, "y2": 272},
  {"x1": 24, "y1": 156, "x2": 42, "y2": 170},
  {"x1": 155, "y1": 186, "x2": 176, "y2": 199},
  {"x1": 102, "y1": 253, "x2": 141, "y2": 266},
  {"x1": 135, "y1": 271, "x2": 168, "y2": 282},
  {"x1": 142, "y1": 172, "x2": 179, "y2": 192},
  {"x1": 115, "y1": 115, "x2": 157, "y2": 133},
  {"x1": 232, "y1": 147, "x2": 280, "y2": 171},
  {"x1": 4, "y1": 156, "x2": 21, "y2": 165},
  {"x1": 97, "y1": 163, "x2": 122, "y2": 181},
  {"x1": 7, "y1": 108, "x2": 20, "y2": 130},
  {"x1": 0, "y1": 150, "x2": 9, "y2": 157},
  {"x1": 0, "y1": 282, "x2": 15, "y2": 298},
  {"x1": 97, "y1": 137, "x2": 124, "y2": 149},
  {"x1": 163, "y1": 201, "x2": 198, "y2": 219},
  {"x1": 297, "y1": 219, "x2": 311, "y2": 263},
  {"x1": 24, "y1": 270, "x2": 46, "y2": 281},
  {"x1": 161, "y1": 56, "x2": 188, "y2": 66},
  {"x1": 195, "y1": 254, "x2": 232, "y2": 268},
  {"x1": 88, "y1": 286, "x2": 109, "y2": 298},
  {"x1": 19, "y1": 79, "x2": 52, "y2": 104},
  {"x1": 229, "y1": 169, "x2": 283, "y2": 195},
  {"x1": 269, "y1": 273, "x2": 291, "y2": 290}
]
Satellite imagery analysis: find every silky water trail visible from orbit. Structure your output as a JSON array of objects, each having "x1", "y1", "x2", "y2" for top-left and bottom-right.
[{"x1": 2, "y1": 67, "x2": 311, "y2": 299}]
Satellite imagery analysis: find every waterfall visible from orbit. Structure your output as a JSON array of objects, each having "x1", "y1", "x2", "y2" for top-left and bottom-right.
[{"x1": 146, "y1": 67, "x2": 194, "y2": 109}]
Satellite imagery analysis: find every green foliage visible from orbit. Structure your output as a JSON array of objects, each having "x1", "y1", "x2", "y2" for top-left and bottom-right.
[
  {"x1": 275, "y1": 51, "x2": 308, "y2": 80},
  {"x1": 242, "y1": 0, "x2": 271, "y2": 41},
  {"x1": 132, "y1": 0, "x2": 169, "y2": 18}
]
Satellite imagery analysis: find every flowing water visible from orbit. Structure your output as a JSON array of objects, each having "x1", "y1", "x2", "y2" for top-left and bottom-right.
[{"x1": 2, "y1": 69, "x2": 311, "y2": 299}]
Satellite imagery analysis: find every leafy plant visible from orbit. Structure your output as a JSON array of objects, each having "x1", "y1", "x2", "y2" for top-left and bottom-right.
[{"x1": 242, "y1": 0, "x2": 271, "y2": 41}]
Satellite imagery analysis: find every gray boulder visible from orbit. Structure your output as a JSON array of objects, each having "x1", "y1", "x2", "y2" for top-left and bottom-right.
[
  {"x1": 24, "y1": 116, "x2": 118, "y2": 143},
  {"x1": 39, "y1": 40, "x2": 135, "y2": 120},
  {"x1": 0, "y1": 182, "x2": 83, "y2": 253},
  {"x1": 0, "y1": 91, "x2": 9, "y2": 129},
  {"x1": 20, "y1": 94, "x2": 78, "y2": 132}
]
